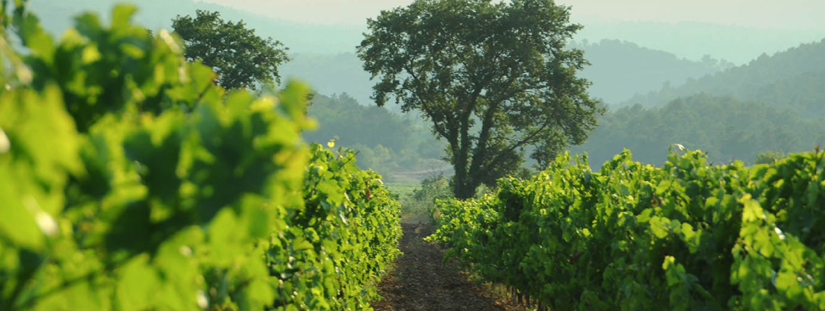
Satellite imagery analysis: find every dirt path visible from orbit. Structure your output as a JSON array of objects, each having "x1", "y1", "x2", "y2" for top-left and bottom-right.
[{"x1": 372, "y1": 223, "x2": 520, "y2": 311}]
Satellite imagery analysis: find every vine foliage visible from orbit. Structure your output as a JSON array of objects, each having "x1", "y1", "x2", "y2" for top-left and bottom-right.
[
  {"x1": 430, "y1": 147, "x2": 825, "y2": 310},
  {"x1": 0, "y1": 3, "x2": 401, "y2": 310}
]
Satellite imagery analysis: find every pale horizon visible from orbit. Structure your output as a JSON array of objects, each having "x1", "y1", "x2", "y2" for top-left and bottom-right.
[{"x1": 199, "y1": 0, "x2": 825, "y2": 30}]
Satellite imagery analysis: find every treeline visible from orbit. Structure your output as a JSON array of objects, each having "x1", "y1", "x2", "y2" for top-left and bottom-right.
[{"x1": 571, "y1": 94, "x2": 825, "y2": 169}]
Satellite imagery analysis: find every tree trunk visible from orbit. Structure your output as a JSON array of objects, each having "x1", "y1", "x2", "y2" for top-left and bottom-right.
[
  {"x1": 452, "y1": 151, "x2": 476, "y2": 199},
  {"x1": 454, "y1": 180, "x2": 476, "y2": 199},
  {"x1": 453, "y1": 108, "x2": 477, "y2": 199}
]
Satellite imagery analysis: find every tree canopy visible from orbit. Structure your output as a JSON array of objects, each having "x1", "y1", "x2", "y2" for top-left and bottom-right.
[
  {"x1": 358, "y1": 0, "x2": 602, "y2": 198},
  {"x1": 172, "y1": 10, "x2": 290, "y2": 90}
]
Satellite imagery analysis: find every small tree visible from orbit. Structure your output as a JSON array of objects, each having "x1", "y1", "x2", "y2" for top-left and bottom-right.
[
  {"x1": 358, "y1": 0, "x2": 602, "y2": 198},
  {"x1": 754, "y1": 150, "x2": 786, "y2": 165},
  {"x1": 172, "y1": 10, "x2": 290, "y2": 90}
]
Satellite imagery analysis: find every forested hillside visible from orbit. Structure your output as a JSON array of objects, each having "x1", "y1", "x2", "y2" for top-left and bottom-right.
[
  {"x1": 752, "y1": 70, "x2": 825, "y2": 118},
  {"x1": 571, "y1": 94, "x2": 825, "y2": 169},
  {"x1": 279, "y1": 53, "x2": 377, "y2": 113},
  {"x1": 622, "y1": 39, "x2": 825, "y2": 116},
  {"x1": 304, "y1": 93, "x2": 450, "y2": 182},
  {"x1": 569, "y1": 39, "x2": 731, "y2": 104}
]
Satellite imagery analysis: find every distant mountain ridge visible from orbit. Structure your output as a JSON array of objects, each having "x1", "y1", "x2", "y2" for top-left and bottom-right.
[
  {"x1": 620, "y1": 39, "x2": 825, "y2": 118},
  {"x1": 31, "y1": 0, "x2": 825, "y2": 64},
  {"x1": 569, "y1": 39, "x2": 731, "y2": 104},
  {"x1": 577, "y1": 21, "x2": 825, "y2": 65},
  {"x1": 281, "y1": 40, "x2": 730, "y2": 111}
]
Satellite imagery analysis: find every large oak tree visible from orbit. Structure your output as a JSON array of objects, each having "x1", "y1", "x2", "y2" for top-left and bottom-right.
[
  {"x1": 172, "y1": 10, "x2": 289, "y2": 90},
  {"x1": 358, "y1": 0, "x2": 603, "y2": 198}
]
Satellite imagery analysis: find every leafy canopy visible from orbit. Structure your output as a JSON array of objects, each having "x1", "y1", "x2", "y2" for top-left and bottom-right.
[
  {"x1": 358, "y1": 0, "x2": 602, "y2": 198},
  {"x1": 172, "y1": 10, "x2": 290, "y2": 90}
]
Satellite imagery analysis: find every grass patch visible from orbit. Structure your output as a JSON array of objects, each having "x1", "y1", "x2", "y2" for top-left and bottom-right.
[
  {"x1": 385, "y1": 182, "x2": 418, "y2": 200},
  {"x1": 386, "y1": 177, "x2": 451, "y2": 224}
]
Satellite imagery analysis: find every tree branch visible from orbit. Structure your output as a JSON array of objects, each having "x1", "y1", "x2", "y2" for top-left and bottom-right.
[
  {"x1": 485, "y1": 114, "x2": 555, "y2": 171},
  {"x1": 403, "y1": 64, "x2": 456, "y2": 146}
]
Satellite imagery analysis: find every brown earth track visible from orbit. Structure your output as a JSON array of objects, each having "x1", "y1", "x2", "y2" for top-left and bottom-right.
[{"x1": 372, "y1": 223, "x2": 522, "y2": 311}]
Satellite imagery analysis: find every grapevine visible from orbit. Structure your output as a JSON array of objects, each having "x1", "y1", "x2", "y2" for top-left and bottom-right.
[
  {"x1": 0, "y1": 3, "x2": 401, "y2": 310},
  {"x1": 429, "y1": 148, "x2": 825, "y2": 310}
]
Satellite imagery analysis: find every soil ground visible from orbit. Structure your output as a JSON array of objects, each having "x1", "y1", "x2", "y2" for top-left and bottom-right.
[{"x1": 372, "y1": 222, "x2": 523, "y2": 311}]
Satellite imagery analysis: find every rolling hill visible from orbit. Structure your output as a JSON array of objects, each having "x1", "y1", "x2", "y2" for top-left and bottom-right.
[
  {"x1": 621, "y1": 39, "x2": 825, "y2": 118},
  {"x1": 571, "y1": 94, "x2": 825, "y2": 169}
]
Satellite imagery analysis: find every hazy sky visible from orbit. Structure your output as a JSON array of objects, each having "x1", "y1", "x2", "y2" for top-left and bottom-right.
[{"x1": 201, "y1": 0, "x2": 825, "y2": 29}]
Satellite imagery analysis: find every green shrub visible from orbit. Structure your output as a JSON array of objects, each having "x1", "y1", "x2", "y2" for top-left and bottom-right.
[
  {"x1": 754, "y1": 150, "x2": 787, "y2": 165},
  {"x1": 395, "y1": 174, "x2": 451, "y2": 220}
]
